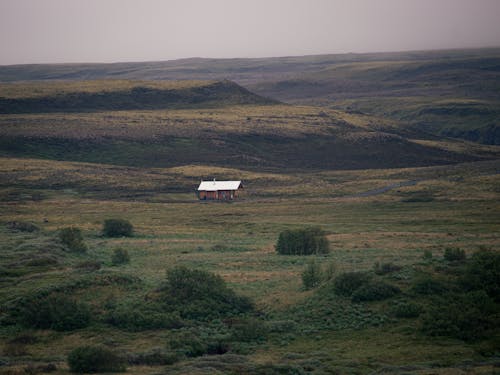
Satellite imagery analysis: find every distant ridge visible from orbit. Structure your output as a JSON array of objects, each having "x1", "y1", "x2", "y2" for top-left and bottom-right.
[{"x1": 0, "y1": 80, "x2": 277, "y2": 113}]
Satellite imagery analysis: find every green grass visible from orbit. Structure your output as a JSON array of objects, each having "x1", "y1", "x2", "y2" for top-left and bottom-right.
[{"x1": 1, "y1": 153, "x2": 499, "y2": 373}]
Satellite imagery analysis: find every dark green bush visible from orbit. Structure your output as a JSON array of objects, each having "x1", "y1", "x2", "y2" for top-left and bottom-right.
[
  {"x1": 6, "y1": 221, "x2": 39, "y2": 232},
  {"x1": 411, "y1": 277, "x2": 447, "y2": 295},
  {"x1": 68, "y1": 345, "x2": 125, "y2": 373},
  {"x1": 169, "y1": 332, "x2": 215, "y2": 358},
  {"x1": 276, "y1": 227, "x2": 329, "y2": 255},
  {"x1": 444, "y1": 247, "x2": 466, "y2": 261},
  {"x1": 103, "y1": 219, "x2": 133, "y2": 237},
  {"x1": 462, "y1": 248, "x2": 500, "y2": 301},
  {"x1": 333, "y1": 272, "x2": 370, "y2": 297},
  {"x1": 159, "y1": 266, "x2": 253, "y2": 320},
  {"x1": 421, "y1": 291, "x2": 496, "y2": 341},
  {"x1": 391, "y1": 301, "x2": 421, "y2": 318},
  {"x1": 17, "y1": 293, "x2": 91, "y2": 331},
  {"x1": 58, "y1": 227, "x2": 87, "y2": 253},
  {"x1": 106, "y1": 303, "x2": 183, "y2": 331},
  {"x1": 111, "y1": 248, "x2": 130, "y2": 265},
  {"x1": 301, "y1": 260, "x2": 323, "y2": 290},
  {"x1": 351, "y1": 281, "x2": 401, "y2": 302}
]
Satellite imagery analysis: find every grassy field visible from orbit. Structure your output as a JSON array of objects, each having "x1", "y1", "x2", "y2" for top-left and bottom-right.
[
  {"x1": 0, "y1": 75, "x2": 499, "y2": 373},
  {"x1": 1, "y1": 154, "x2": 499, "y2": 374}
]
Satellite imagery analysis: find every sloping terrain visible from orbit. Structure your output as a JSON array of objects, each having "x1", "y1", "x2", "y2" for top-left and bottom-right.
[
  {"x1": 0, "y1": 81, "x2": 498, "y2": 170},
  {"x1": 0, "y1": 80, "x2": 276, "y2": 113},
  {"x1": 2, "y1": 48, "x2": 497, "y2": 144}
]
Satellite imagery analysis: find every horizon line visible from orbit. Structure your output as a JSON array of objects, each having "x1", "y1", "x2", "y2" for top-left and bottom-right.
[{"x1": 1, "y1": 45, "x2": 500, "y2": 68}]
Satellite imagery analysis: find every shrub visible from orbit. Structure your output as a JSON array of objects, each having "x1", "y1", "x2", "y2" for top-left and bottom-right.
[
  {"x1": 333, "y1": 272, "x2": 370, "y2": 297},
  {"x1": 412, "y1": 277, "x2": 447, "y2": 295},
  {"x1": 391, "y1": 301, "x2": 421, "y2": 318},
  {"x1": 106, "y1": 303, "x2": 183, "y2": 331},
  {"x1": 373, "y1": 262, "x2": 402, "y2": 275},
  {"x1": 301, "y1": 260, "x2": 322, "y2": 290},
  {"x1": 421, "y1": 291, "x2": 496, "y2": 341},
  {"x1": 103, "y1": 219, "x2": 133, "y2": 237},
  {"x1": 160, "y1": 266, "x2": 253, "y2": 319},
  {"x1": 68, "y1": 345, "x2": 126, "y2": 373},
  {"x1": 6, "y1": 221, "x2": 39, "y2": 232},
  {"x1": 462, "y1": 248, "x2": 500, "y2": 301},
  {"x1": 444, "y1": 247, "x2": 466, "y2": 261},
  {"x1": 17, "y1": 293, "x2": 91, "y2": 331},
  {"x1": 111, "y1": 248, "x2": 130, "y2": 265},
  {"x1": 275, "y1": 227, "x2": 329, "y2": 255},
  {"x1": 351, "y1": 281, "x2": 401, "y2": 302},
  {"x1": 58, "y1": 227, "x2": 87, "y2": 253}
]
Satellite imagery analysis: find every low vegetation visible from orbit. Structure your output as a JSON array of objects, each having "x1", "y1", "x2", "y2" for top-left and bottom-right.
[
  {"x1": 0, "y1": 73, "x2": 499, "y2": 373},
  {"x1": 158, "y1": 266, "x2": 253, "y2": 320},
  {"x1": 15, "y1": 293, "x2": 91, "y2": 331},
  {"x1": 67, "y1": 345, "x2": 126, "y2": 373},
  {"x1": 276, "y1": 227, "x2": 329, "y2": 255},
  {"x1": 103, "y1": 218, "x2": 133, "y2": 237},
  {"x1": 111, "y1": 247, "x2": 130, "y2": 265},
  {"x1": 58, "y1": 227, "x2": 87, "y2": 253}
]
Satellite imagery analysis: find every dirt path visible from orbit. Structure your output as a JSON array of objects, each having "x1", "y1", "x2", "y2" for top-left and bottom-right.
[{"x1": 348, "y1": 179, "x2": 421, "y2": 198}]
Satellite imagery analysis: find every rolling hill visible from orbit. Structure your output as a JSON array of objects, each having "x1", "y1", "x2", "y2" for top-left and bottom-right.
[
  {"x1": 0, "y1": 80, "x2": 499, "y2": 171},
  {"x1": 2, "y1": 48, "x2": 498, "y2": 144},
  {"x1": 0, "y1": 79, "x2": 277, "y2": 113}
]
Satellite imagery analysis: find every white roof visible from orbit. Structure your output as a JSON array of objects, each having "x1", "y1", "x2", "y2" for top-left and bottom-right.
[{"x1": 198, "y1": 180, "x2": 241, "y2": 191}]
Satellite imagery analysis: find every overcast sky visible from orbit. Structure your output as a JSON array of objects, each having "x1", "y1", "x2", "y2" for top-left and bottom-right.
[{"x1": 1, "y1": 0, "x2": 500, "y2": 65}]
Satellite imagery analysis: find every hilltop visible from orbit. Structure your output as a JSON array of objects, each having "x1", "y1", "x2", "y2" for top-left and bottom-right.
[{"x1": 0, "y1": 79, "x2": 277, "y2": 113}]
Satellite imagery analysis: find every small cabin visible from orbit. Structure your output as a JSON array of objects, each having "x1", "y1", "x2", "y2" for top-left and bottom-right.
[{"x1": 197, "y1": 180, "x2": 243, "y2": 200}]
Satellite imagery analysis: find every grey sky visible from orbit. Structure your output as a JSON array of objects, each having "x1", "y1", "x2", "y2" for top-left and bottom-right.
[{"x1": 1, "y1": 0, "x2": 500, "y2": 65}]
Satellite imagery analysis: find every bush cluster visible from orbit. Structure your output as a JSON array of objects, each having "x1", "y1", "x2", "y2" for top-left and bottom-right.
[
  {"x1": 17, "y1": 293, "x2": 91, "y2": 331},
  {"x1": 106, "y1": 303, "x2": 183, "y2": 331},
  {"x1": 333, "y1": 272, "x2": 370, "y2": 297},
  {"x1": 58, "y1": 227, "x2": 87, "y2": 253},
  {"x1": 411, "y1": 277, "x2": 447, "y2": 295},
  {"x1": 68, "y1": 345, "x2": 125, "y2": 373},
  {"x1": 421, "y1": 291, "x2": 496, "y2": 341},
  {"x1": 103, "y1": 219, "x2": 133, "y2": 237},
  {"x1": 160, "y1": 266, "x2": 253, "y2": 319},
  {"x1": 461, "y1": 248, "x2": 500, "y2": 300},
  {"x1": 276, "y1": 227, "x2": 329, "y2": 255},
  {"x1": 351, "y1": 281, "x2": 401, "y2": 302}
]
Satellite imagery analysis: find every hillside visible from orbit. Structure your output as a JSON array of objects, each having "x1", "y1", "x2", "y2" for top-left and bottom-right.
[
  {"x1": 0, "y1": 80, "x2": 277, "y2": 113},
  {"x1": 2, "y1": 48, "x2": 498, "y2": 144},
  {"x1": 1, "y1": 81, "x2": 499, "y2": 170},
  {"x1": 248, "y1": 54, "x2": 500, "y2": 145}
]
